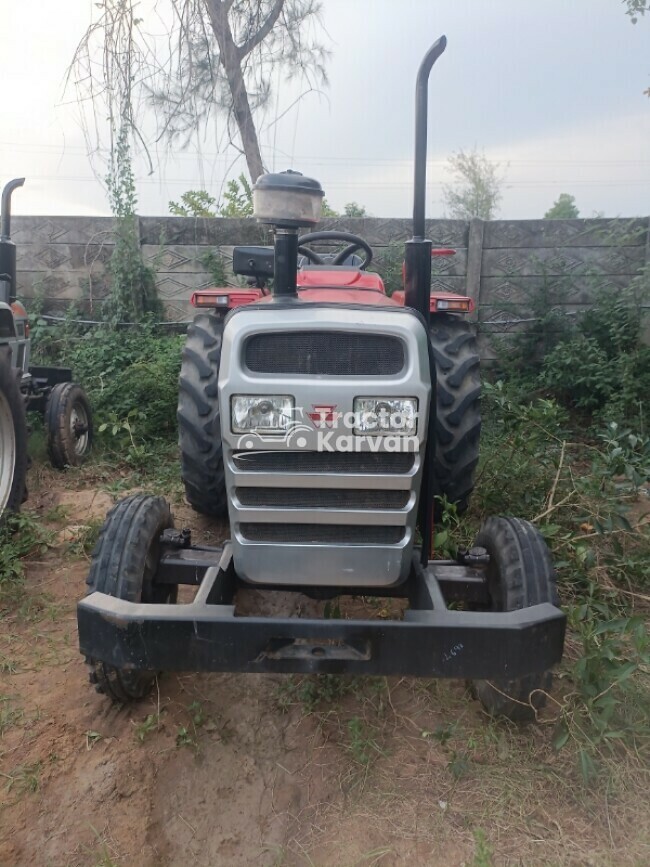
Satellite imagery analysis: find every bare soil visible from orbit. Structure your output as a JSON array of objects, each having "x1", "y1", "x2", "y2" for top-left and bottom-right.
[{"x1": 0, "y1": 471, "x2": 648, "y2": 867}]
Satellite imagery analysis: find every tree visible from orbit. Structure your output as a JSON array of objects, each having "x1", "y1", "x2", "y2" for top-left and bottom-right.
[
  {"x1": 623, "y1": 0, "x2": 648, "y2": 24},
  {"x1": 442, "y1": 149, "x2": 504, "y2": 220},
  {"x1": 69, "y1": 1, "x2": 330, "y2": 182},
  {"x1": 545, "y1": 194, "x2": 580, "y2": 219},
  {"x1": 343, "y1": 202, "x2": 367, "y2": 217},
  {"x1": 622, "y1": 1, "x2": 649, "y2": 95},
  {"x1": 169, "y1": 174, "x2": 253, "y2": 217}
]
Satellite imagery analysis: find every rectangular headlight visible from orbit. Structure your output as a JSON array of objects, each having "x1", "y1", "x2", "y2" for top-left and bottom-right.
[
  {"x1": 231, "y1": 395, "x2": 294, "y2": 433},
  {"x1": 353, "y1": 397, "x2": 418, "y2": 436}
]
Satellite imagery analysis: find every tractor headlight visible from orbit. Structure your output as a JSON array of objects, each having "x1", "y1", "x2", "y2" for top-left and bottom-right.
[
  {"x1": 353, "y1": 398, "x2": 418, "y2": 436},
  {"x1": 231, "y1": 395, "x2": 294, "y2": 433}
]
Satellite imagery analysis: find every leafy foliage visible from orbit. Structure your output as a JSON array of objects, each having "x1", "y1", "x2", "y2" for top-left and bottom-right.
[
  {"x1": 474, "y1": 380, "x2": 650, "y2": 768},
  {"x1": 169, "y1": 174, "x2": 253, "y2": 218},
  {"x1": 443, "y1": 148, "x2": 504, "y2": 220},
  {"x1": 343, "y1": 202, "x2": 368, "y2": 217},
  {"x1": 31, "y1": 322, "x2": 183, "y2": 445},
  {"x1": 545, "y1": 193, "x2": 580, "y2": 219},
  {"x1": 104, "y1": 126, "x2": 162, "y2": 323},
  {"x1": 494, "y1": 267, "x2": 649, "y2": 424},
  {"x1": 219, "y1": 175, "x2": 253, "y2": 217},
  {"x1": 169, "y1": 190, "x2": 218, "y2": 217}
]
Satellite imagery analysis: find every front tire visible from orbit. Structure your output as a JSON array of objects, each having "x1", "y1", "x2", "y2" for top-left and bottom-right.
[
  {"x1": 45, "y1": 382, "x2": 93, "y2": 469},
  {"x1": 471, "y1": 516, "x2": 559, "y2": 722},
  {"x1": 85, "y1": 494, "x2": 176, "y2": 702},
  {"x1": 178, "y1": 314, "x2": 228, "y2": 518},
  {"x1": 0, "y1": 347, "x2": 28, "y2": 523},
  {"x1": 429, "y1": 315, "x2": 481, "y2": 517}
]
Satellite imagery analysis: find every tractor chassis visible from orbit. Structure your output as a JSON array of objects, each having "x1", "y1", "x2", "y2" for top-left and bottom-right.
[
  {"x1": 78, "y1": 533, "x2": 566, "y2": 679},
  {"x1": 22, "y1": 365, "x2": 73, "y2": 412}
]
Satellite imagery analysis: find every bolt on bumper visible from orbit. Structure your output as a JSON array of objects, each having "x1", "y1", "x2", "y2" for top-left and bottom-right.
[{"x1": 77, "y1": 546, "x2": 565, "y2": 679}]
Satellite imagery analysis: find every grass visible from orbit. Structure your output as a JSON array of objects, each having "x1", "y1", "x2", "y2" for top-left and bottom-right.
[{"x1": 2, "y1": 760, "x2": 42, "y2": 795}]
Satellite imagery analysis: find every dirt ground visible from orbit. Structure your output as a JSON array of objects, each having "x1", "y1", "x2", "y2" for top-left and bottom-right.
[{"x1": 0, "y1": 471, "x2": 648, "y2": 867}]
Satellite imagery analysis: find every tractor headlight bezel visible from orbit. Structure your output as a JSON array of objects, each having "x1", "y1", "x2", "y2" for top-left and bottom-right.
[
  {"x1": 353, "y1": 397, "x2": 418, "y2": 436},
  {"x1": 231, "y1": 395, "x2": 294, "y2": 434}
]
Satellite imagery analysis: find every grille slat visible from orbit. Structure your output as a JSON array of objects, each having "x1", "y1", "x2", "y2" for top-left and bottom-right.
[
  {"x1": 236, "y1": 488, "x2": 409, "y2": 509},
  {"x1": 245, "y1": 331, "x2": 404, "y2": 376},
  {"x1": 240, "y1": 523, "x2": 404, "y2": 545},
  {"x1": 232, "y1": 451, "x2": 415, "y2": 474}
]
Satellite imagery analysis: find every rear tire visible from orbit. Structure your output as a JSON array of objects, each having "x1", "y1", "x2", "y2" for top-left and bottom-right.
[
  {"x1": 45, "y1": 382, "x2": 93, "y2": 468},
  {"x1": 0, "y1": 347, "x2": 28, "y2": 524},
  {"x1": 178, "y1": 314, "x2": 228, "y2": 518},
  {"x1": 471, "y1": 516, "x2": 559, "y2": 722},
  {"x1": 429, "y1": 315, "x2": 481, "y2": 518},
  {"x1": 85, "y1": 494, "x2": 176, "y2": 702}
]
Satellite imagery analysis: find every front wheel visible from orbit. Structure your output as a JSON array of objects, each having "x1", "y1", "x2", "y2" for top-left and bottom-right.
[
  {"x1": 471, "y1": 516, "x2": 559, "y2": 722},
  {"x1": 45, "y1": 382, "x2": 93, "y2": 468},
  {"x1": 85, "y1": 494, "x2": 176, "y2": 702}
]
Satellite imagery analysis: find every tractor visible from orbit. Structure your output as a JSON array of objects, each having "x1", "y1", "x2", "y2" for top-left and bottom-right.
[
  {"x1": 0, "y1": 178, "x2": 93, "y2": 520},
  {"x1": 78, "y1": 36, "x2": 565, "y2": 721}
]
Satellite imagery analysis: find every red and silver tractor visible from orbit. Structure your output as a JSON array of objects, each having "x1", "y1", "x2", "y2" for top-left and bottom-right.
[
  {"x1": 0, "y1": 178, "x2": 93, "y2": 521},
  {"x1": 79, "y1": 36, "x2": 564, "y2": 720}
]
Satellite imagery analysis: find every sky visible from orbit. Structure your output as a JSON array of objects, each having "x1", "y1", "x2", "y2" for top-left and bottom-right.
[{"x1": 1, "y1": 0, "x2": 649, "y2": 219}]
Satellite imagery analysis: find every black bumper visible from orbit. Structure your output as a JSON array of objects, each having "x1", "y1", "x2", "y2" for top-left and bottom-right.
[{"x1": 78, "y1": 547, "x2": 565, "y2": 679}]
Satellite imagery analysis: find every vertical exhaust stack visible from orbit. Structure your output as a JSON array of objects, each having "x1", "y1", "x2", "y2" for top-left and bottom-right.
[
  {"x1": 0, "y1": 178, "x2": 25, "y2": 305},
  {"x1": 252, "y1": 170, "x2": 324, "y2": 298},
  {"x1": 403, "y1": 37, "x2": 447, "y2": 567},
  {"x1": 404, "y1": 36, "x2": 448, "y2": 325}
]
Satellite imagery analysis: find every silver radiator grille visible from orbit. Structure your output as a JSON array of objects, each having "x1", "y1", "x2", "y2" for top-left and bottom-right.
[
  {"x1": 244, "y1": 331, "x2": 404, "y2": 375},
  {"x1": 240, "y1": 523, "x2": 405, "y2": 545},
  {"x1": 236, "y1": 488, "x2": 410, "y2": 509},
  {"x1": 232, "y1": 450, "x2": 415, "y2": 474}
]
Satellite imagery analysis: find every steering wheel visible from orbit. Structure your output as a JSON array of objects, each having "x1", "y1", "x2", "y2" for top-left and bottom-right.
[{"x1": 298, "y1": 231, "x2": 373, "y2": 270}]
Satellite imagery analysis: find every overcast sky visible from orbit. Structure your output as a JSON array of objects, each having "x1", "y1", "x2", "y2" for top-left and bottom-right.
[{"x1": 1, "y1": 0, "x2": 649, "y2": 219}]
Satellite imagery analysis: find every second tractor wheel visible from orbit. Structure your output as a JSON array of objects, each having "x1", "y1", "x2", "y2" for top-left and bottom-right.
[
  {"x1": 85, "y1": 494, "x2": 177, "y2": 702},
  {"x1": 178, "y1": 313, "x2": 228, "y2": 518},
  {"x1": 45, "y1": 382, "x2": 93, "y2": 469},
  {"x1": 471, "y1": 516, "x2": 559, "y2": 722},
  {"x1": 0, "y1": 347, "x2": 28, "y2": 524},
  {"x1": 429, "y1": 314, "x2": 481, "y2": 518}
]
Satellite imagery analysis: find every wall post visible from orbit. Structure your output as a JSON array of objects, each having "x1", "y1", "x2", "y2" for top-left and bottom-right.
[{"x1": 465, "y1": 217, "x2": 484, "y2": 320}]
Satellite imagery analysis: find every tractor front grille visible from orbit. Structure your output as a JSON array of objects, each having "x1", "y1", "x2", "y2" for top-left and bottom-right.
[
  {"x1": 240, "y1": 523, "x2": 405, "y2": 545},
  {"x1": 236, "y1": 488, "x2": 410, "y2": 510},
  {"x1": 244, "y1": 331, "x2": 404, "y2": 376},
  {"x1": 233, "y1": 450, "x2": 415, "y2": 474}
]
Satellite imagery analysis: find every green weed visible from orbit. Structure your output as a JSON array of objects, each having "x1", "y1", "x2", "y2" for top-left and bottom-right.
[{"x1": 133, "y1": 713, "x2": 160, "y2": 744}]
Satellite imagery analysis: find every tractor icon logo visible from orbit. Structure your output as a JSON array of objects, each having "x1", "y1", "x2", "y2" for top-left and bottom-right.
[{"x1": 308, "y1": 405, "x2": 340, "y2": 429}]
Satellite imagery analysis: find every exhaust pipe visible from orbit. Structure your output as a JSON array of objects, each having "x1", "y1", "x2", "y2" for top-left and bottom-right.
[
  {"x1": 0, "y1": 178, "x2": 25, "y2": 305},
  {"x1": 404, "y1": 36, "x2": 447, "y2": 325}
]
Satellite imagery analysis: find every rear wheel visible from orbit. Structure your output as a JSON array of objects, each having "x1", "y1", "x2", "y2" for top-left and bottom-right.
[
  {"x1": 0, "y1": 347, "x2": 28, "y2": 523},
  {"x1": 178, "y1": 314, "x2": 228, "y2": 518},
  {"x1": 45, "y1": 382, "x2": 93, "y2": 468},
  {"x1": 85, "y1": 494, "x2": 176, "y2": 702},
  {"x1": 471, "y1": 516, "x2": 559, "y2": 721},
  {"x1": 429, "y1": 314, "x2": 481, "y2": 518}
]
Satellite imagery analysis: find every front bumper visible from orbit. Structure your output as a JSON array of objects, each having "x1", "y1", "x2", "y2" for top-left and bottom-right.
[{"x1": 77, "y1": 545, "x2": 565, "y2": 679}]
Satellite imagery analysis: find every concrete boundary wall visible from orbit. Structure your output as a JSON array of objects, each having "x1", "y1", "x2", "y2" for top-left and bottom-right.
[{"x1": 12, "y1": 215, "x2": 650, "y2": 359}]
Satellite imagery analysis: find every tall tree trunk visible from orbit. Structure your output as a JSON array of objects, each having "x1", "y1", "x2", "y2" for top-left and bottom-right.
[{"x1": 206, "y1": 0, "x2": 266, "y2": 182}]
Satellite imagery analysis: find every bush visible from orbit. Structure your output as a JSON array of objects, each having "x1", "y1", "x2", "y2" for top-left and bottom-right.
[
  {"x1": 494, "y1": 276, "x2": 649, "y2": 424},
  {"x1": 31, "y1": 322, "x2": 183, "y2": 441}
]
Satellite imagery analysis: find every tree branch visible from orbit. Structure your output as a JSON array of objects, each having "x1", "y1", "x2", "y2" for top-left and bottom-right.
[{"x1": 237, "y1": 0, "x2": 285, "y2": 60}]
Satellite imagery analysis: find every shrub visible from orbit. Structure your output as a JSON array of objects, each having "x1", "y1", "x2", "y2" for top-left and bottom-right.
[{"x1": 31, "y1": 323, "x2": 183, "y2": 441}]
